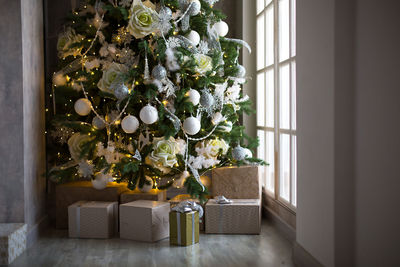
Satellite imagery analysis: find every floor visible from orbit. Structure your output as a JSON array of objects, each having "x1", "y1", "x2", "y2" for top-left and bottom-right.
[{"x1": 11, "y1": 220, "x2": 294, "y2": 267}]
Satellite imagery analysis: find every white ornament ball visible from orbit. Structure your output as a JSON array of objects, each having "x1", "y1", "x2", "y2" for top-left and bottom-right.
[
  {"x1": 121, "y1": 115, "x2": 139, "y2": 134},
  {"x1": 235, "y1": 64, "x2": 246, "y2": 78},
  {"x1": 219, "y1": 121, "x2": 233, "y2": 132},
  {"x1": 244, "y1": 148, "x2": 253, "y2": 159},
  {"x1": 232, "y1": 146, "x2": 247, "y2": 161},
  {"x1": 92, "y1": 116, "x2": 106, "y2": 130},
  {"x1": 213, "y1": 21, "x2": 229, "y2": 37},
  {"x1": 92, "y1": 173, "x2": 113, "y2": 190},
  {"x1": 186, "y1": 89, "x2": 200, "y2": 106},
  {"x1": 183, "y1": 116, "x2": 201, "y2": 135},
  {"x1": 53, "y1": 73, "x2": 67, "y2": 86},
  {"x1": 186, "y1": 30, "x2": 200, "y2": 46},
  {"x1": 173, "y1": 170, "x2": 190, "y2": 188},
  {"x1": 211, "y1": 112, "x2": 225, "y2": 125},
  {"x1": 74, "y1": 98, "x2": 92, "y2": 116},
  {"x1": 140, "y1": 105, "x2": 159, "y2": 124},
  {"x1": 138, "y1": 176, "x2": 154, "y2": 193},
  {"x1": 188, "y1": 0, "x2": 201, "y2": 16}
]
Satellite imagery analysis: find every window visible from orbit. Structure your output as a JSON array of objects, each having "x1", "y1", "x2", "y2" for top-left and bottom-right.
[{"x1": 256, "y1": 0, "x2": 296, "y2": 209}]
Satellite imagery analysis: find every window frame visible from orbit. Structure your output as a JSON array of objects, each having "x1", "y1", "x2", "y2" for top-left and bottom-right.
[{"x1": 256, "y1": 0, "x2": 297, "y2": 211}]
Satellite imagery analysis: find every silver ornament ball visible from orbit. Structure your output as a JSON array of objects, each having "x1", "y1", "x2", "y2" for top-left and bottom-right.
[
  {"x1": 113, "y1": 83, "x2": 129, "y2": 100},
  {"x1": 92, "y1": 116, "x2": 106, "y2": 130},
  {"x1": 152, "y1": 65, "x2": 167, "y2": 80},
  {"x1": 232, "y1": 146, "x2": 247, "y2": 161},
  {"x1": 161, "y1": 7, "x2": 172, "y2": 17},
  {"x1": 200, "y1": 91, "x2": 214, "y2": 108},
  {"x1": 235, "y1": 65, "x2": 246, "y2": 78},
  {"x1": 188, "y1": 0, "x2": 201, "y2": 16}
]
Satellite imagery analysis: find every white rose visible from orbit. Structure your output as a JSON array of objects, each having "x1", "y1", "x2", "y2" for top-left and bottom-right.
[
  {"x1": 146, "y1": 137, "x2": 180, "y2": 173},
  {"x1": 68, "y1": 133, "x2": 93, "y2": 162},
  {"x1": 57, "y1": 27, "x2": 84, "y2": 58},
  {"x1": 128, "y1": 1, "x2": 159, "y2": 39},
  {"x1": 194, "y1": 54, "x2": 213, "y2": 75},
  {"x1": 195, "y1": 138, "x2": 229, "y2": 159},
  {"x1": 97, "y1": 62, "x2": 128, "y2": 93}
]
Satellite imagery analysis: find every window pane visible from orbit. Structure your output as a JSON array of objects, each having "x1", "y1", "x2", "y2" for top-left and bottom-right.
[
  {"x1": 257, "y1": 0, "x2": 264, "y2": 14},
  {"x1": 257, "y1": 73, "x2": 265, "y2": 126},
  {"x1": 279, "y1": 63, "x2": 290, "y2": 129},
  {"x1": 257, "y1": 130, "x2": 266, "y2": 187},
  {"x1": 266, "y1": 131, "x2": 275, "y2": 193},
  {"x1": 291, "y1": 61, "x2": 296, "y2": 130},
  {"x1": 257, "y1": 15, "x2": 265, "y2": 70},
  {"x1": 266, "y1": 0, "x2": 272, "y2": 6},
  {"x1": 279, "y1": 133, "x2": 290, "y2": 201},
  {"x1": 279, "y1": 0, "x2": 290, "y2": 62},
  {"x1": 265, "y1": 5, "x2": 274, "y2": 66},
  {"x1": 291, "y1": 135, "x2": 297, "y2": 206},
  {"x1": 266, "y1": 69, "x2": 274, "y2": 128},
  {"x1": 291, "y1": 0, "x2": 296, "y2": 57}
]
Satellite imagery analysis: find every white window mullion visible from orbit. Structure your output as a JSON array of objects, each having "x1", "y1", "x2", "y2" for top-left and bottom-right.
[{"x1": 274, "y1": 0, "x2": 280, "y2": 201}]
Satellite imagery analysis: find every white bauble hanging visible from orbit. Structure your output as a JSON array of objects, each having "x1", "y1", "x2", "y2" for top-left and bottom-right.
[
  {"x1": 213, "y1": 21, "x2": 229, "y2": 37},
  {"x1": 218, "y1": 121, "x2": 233, "y2": 132},
  {"x1": 139, "y1": 104, "x2": 159, "y2": 124},
  {"x1": 137, "y1": 176, "x2": 154, "y2": 193},
  {"x1": 53, "y1": 73, "x2": 67, "y2": 86},
  {"x1": 173, "y1": 170, "x2": 190, "y2": 188},
  {"x1": 186, "y1": 30, "x2": 200, "y2": 46},
  {"x1": 211, "y1": 112, "x2": 225, "y2": 125},
  {"x1": 186, "y1": 89, "x2": 200, "y2": 106},
  {"x1": 121, "y1": 115, "x2": 139, "y2": 134},
  {"x1": 92, "y1": 173, "x2": 113, "y2": 190},
  {"x1": 188, "y1": 0, "x2": 201, "y2": 16},
  {"x1": 243, "y1": 148, "x2": 253, "y2": 159},
  {"x1": 74, "y1": 98, "x2": 92, "y2": 116},
  {"x1": 232, "y1": 146, "x2": 247, "y2": 161},
  {"x1": 92, "y1": 116, "x2": 106, "y2": 130},
  {"x1": 183, "y1": 117, "x2": 201, "y2": 135}
]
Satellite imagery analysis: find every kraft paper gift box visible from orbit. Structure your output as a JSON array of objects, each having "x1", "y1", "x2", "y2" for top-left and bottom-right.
[
  {"x1": 212, "y1": 166, "x2": 261, "y2": 199},
  {"x1": 0, "y1": 223, "x2": 27, "y2": 265},
  {"x1": 120, "y1": 188, "x2": 167, "y2": 204},
  {"x1": 119, "y1": 200, "x2": 170, "y2": 242},
  {"x1": 169, "y1": 211, "x2": 200, "y2": 246},
  {"x1": 56, "y1": 181, "x2": 129, "y2": 229},
  {"x1": 205, "y1": 199, "x2": 261, "y2": 234},
  {"x1": 169, "y1": 194, "x2": 207, "y2": 231},
  {"x1": 68, "y1": 201, "x2": 119, "y2": 239}
]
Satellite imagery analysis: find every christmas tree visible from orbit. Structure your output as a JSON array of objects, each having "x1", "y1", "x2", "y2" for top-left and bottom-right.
[{"x1": 48, "y1": 0, "x2": 264, "y2": 202}]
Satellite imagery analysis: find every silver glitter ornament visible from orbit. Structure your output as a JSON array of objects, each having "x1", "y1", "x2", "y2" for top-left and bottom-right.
[
  {"x1": 113, "y1": 83, "x2": 129, "y2": 100},
  {"x1": 235, "y1": 65, "x2": 246, "y2": 78},
  {"x1": 200, "y1": 91, "x2": 214, "y2": 108},
  {"x1": 188, "y1": 0, "x2": 201, "y2": 16},
  {"x1": 232, "y1": 146, "x2": 247, "y2": 161},
  {"x1": 92, "y1": 116, "x2": 106, "y2": 130},
  {"x1": 152, "y1": 64, "x2": 167, "y2": 80},
  {"x1": 162, "y1": 6, "x2": 172, "y2": 17}
]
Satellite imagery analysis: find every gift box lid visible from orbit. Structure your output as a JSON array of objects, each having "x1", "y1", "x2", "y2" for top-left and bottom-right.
[
  {"x1": 206, "y1": 199, "x2": 261, "y2": 206},
  {"x1": 70, "y1": 201, "x2": 117, "y2": 209},
  {"x1": 120, "y1": 200, "x2": 169, "y2": 209}
]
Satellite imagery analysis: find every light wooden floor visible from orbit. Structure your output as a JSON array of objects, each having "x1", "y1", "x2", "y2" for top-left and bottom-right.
[{"x1": 11, "y1": 220, "x2": 294, "y2": 267}]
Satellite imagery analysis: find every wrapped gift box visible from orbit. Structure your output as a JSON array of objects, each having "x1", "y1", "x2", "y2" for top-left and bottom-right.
[
  {"x1": 169, "y1": 211, "x2": 199, "y2": 246},
  {"x1": 56, "y1": 181, "x2": 129, "y2": 229},
  {"x1": 169, "y1": 194, "x2": 208, "y2": 231},
  {"x1": 120, "y1": 200, "x2": 170, "y2": 242},
  {"x1": 68, "y1": 201, "x2": 118, "y2": 239},
  {"x1": 120, "y1": 189, "x2": 167, "y2": 204},
  {"x1": 205, "y1": 199, "x2": 261, "y2": 234},
  {"x1": 212, "y1": 166, "x2": 261, "y2": 199},
  {"x1": 0, "y1": 223, "x2": 27, "y2": 265}
]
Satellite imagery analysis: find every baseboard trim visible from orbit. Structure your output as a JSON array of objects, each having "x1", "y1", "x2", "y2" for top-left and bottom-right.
[
  {"x1": 263, "y1": 206, "x2": 295, "y2": 242},
  {"x1": 27, "y1": 215, "x2": 48, "y2": 248},
  {"x1": 292, "y1": 242, "x2": 324, "y2": 267}
]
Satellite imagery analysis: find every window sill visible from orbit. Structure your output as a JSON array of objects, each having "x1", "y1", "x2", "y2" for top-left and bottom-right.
[{"x1": 262, "y1": 189, "x2": 296, "y2": 230}]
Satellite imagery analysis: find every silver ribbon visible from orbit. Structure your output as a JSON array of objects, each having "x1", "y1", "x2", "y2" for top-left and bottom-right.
[
  {"x1": 214, "y1": 195, "x2": 232, "y2": 204},
  {"x1": 223, "y1": 38, "x2": 252, "y2": 54},
  {"x1": 132, "y1": 149, "x2": 142, "y2": 161},
  {"x1": 171, "y1": 200, "x2": 204, "y2": 218}
]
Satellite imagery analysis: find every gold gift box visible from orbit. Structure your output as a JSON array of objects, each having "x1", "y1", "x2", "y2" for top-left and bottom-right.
[{"x1": 169, "y1": 211, "x2": 199, "y2": 246}]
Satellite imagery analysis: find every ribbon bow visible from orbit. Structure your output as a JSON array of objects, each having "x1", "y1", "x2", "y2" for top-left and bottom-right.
[
  {"x1": 214, "y1": 195, "x2": 232, "y2": 204},
  {"x1": 171, "y1": 200, "x2": 204, "y2": 218}
]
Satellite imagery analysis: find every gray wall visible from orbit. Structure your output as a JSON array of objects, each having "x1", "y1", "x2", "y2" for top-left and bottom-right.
[{"x1": 0, "y1": 0, "x2": 46, "y2": 245}]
